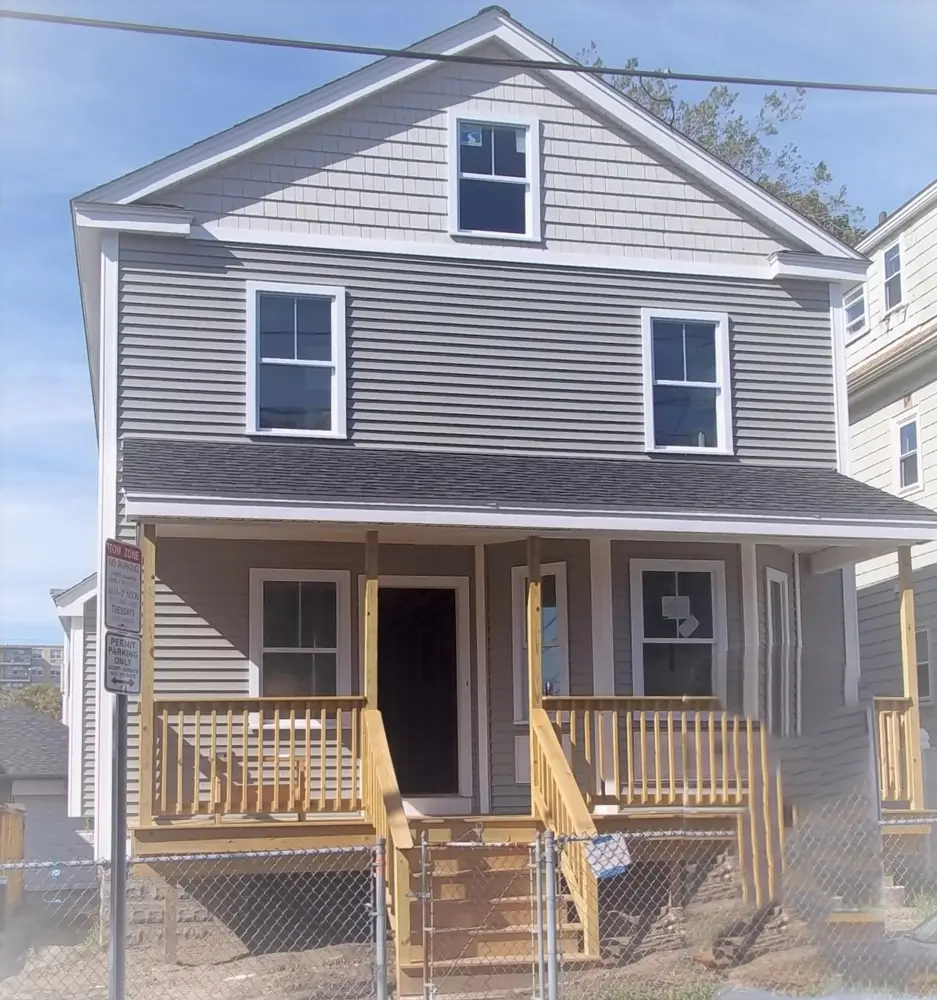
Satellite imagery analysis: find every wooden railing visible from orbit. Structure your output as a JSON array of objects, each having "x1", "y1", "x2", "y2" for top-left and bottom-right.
[
  {"x1": 542, "y1": 696, "x2": 764, "y2": 808},
  {"x1": 0, "y1": 804, "x2": 25, "y2": 918},
  {"x1": 874, "y1": 696, "x2": 916, "y2": 807},
  {"x1": 150, "y1": 696, "x2": 366, "y2": 820},
  {"x1": 530, "y1": 708, "x2": 600, "y2": 956}
]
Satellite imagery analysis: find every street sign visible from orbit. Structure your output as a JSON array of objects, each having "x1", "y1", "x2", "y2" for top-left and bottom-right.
[
  {"x1": 104, "y1": 539, "x2": 142, "y2": 635},
  {"x1": 104, "y1": 631, "x2": 141, "y2": 696}
]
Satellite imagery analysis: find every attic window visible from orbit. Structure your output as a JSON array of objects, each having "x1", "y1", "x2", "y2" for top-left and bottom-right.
[{"x1": 449, "y1": 113, "x2": 541, "y2": 241}]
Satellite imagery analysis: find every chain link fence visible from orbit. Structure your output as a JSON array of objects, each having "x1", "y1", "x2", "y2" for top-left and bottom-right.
[{"x1": 3, "y1": 812, "x2": 937, "y2": 999}]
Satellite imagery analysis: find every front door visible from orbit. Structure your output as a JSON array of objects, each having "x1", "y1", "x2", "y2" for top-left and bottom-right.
[{"x1": 378, "y1": 587, "x2": 459, "y2": 797}]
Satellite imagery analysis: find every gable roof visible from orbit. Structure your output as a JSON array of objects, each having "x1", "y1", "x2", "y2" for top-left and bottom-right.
[
  {"x1": 0, "y1": 705, "x2": 68, "y2": 779},
  {"x1": 858, "y1": 178, "x2": 937, "y2": 254},
  {"x1": 75, "y1": 6, "x2": 860, "y2": 261}
]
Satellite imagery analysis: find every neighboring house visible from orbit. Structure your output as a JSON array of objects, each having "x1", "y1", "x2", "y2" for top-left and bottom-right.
[
  {"x1": 0, "y1": 645, "x2": 64, "y2": 692},
  {"x1": 51, "y1": 575, "x2": 98, "y2": 821},
  {"x1": 848, "y1": 178, "x2": 937, "y2": 786},
  {"x1": 0, "y1": 706, "x2": 92, "y2": 888},
  {"x1": 67, "y1": 8, "x2": 937, "y2": 990}
]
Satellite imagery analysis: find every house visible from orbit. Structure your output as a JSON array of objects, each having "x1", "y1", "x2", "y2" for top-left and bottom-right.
[
  {"x1": 0, "y1": 706, "x2": 93, "y2": 891},
  {"x1": 67, "y1": 6, "x2": 937, "y2": 991},
  {"x1": 848, "y1": 178, "x2": 937, "y2": 807},
  {"x1": 51, "y1": 574, "x2": 98, "y2": 822}
]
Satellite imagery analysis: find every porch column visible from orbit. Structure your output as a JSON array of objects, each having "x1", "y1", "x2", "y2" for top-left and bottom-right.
[
  {"x1": 137, "y1": 523, "x2": 156, "y2": 827},
  {"x1": 527, "y1": 536, "x2": 542, "y2": 715},
  {"x1": 897, "y1": 545, "x2": 925, "y2": 810},
  {"x1": 364, "y1": 530, "x2": 379, "y2": 706}
]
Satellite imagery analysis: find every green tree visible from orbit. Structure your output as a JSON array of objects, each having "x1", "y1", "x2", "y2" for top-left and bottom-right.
[
  {"x1": 0, "y1": 683, "x2": 62, "y2": 720},
  {"x1": 578, "y1": 46, "x2": 866, "y2": 246}
]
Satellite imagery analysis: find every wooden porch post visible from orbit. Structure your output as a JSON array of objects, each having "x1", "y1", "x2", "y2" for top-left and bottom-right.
[
  {"x1": 137, "y1": 523, "x2": 156, "y2": 827},
  {"x1": 897, "y1": 545, "x2": 925, "y2": 811},
  {"x1": 364, "y1": 531, "x2": 379, "y2": 707},
  {"x1": 527, "y1": 536, "x2": 543, "y2": 715}
]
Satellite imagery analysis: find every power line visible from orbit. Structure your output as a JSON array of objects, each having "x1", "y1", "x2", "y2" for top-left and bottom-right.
[{"x1": 2, "y1": 6, "x2": 936, "y2": 98}]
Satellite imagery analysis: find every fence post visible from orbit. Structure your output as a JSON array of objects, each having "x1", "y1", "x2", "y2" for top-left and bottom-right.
[
  {"x1": 535, "y1": 833, "x2": 546, "y2": 1000},
  {"x1": 544, "y1": 830, "x2": 559, "y2": 1000},
  {"x1": 374, "y1": 839, "x2": 388, "y2": 1000}
]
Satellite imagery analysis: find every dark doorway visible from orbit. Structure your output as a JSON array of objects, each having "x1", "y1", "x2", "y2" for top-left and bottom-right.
[{"x1": 378, "y1": 587, "x2": 459, "y2": 797}]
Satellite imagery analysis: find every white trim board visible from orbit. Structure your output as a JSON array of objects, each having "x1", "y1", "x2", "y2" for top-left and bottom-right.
[
  {"x1": 741, "y1": 543, "x2": 759, "y2": 718},
  {"x1": 765, "y1": 566, "x2": 793, "y2": 737},
  {"x1": 75, "y1": 9, "x2": 861, "y2": 261},
  {"x1": 355, "y1": 574, "x2": 474, "y2": 802},
  {"x1": 474, "y1": 543, "x2": 491, "y2": 813},
  {"x1": 125, "y1": 496, "x2": 937, "y2": 543},
  {"x1": 589, "y1": 538, "x2": 615, "y2": 696}
]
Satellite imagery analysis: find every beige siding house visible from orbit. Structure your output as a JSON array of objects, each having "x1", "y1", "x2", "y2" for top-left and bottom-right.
[{"x1": 68, "y1": 9, "x2": 937, "y2": 992}]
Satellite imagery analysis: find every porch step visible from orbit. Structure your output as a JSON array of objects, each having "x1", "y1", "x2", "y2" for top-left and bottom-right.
[{"x1": 398, "y1": 954, "x2": 598, "y2": 997}]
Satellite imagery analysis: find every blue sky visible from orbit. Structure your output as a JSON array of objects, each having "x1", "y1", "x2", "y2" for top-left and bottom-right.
[{"x1": 1, "y1": 0, "x2": 935, "y2": 644}]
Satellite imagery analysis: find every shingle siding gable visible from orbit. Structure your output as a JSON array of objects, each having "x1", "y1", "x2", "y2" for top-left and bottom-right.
[{"x1": 149, "y1": 43, "x2": 797, "y2": 262}]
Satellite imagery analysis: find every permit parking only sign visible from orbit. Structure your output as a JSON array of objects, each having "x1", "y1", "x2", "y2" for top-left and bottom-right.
[
  {"x1": 104, "y1": 539, "x2": 142, "y2": 634},
  {"x1": 104, "y1": 631, "x2": 141, "y2": 696}
]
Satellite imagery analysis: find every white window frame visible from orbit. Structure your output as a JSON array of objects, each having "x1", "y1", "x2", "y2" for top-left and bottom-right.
[
  {"x1": 248, "y1": 568, "x2": 353, "y2": 701},
  {"x1": 894, "y1": 407, "x2": 922, "y2": 496},
  {"x1": 511, "y1": 562, "x2": 569, "y2": 724},
  {"x1": 882, "y1": 240, "x2": 904, "y2": 315},
  {"x1": 245, "y1": 280, "x2": 347, "y2": 440},
  {"x1": 843, "y1": 282, "x2": 868, "y2": 341},
  {"x1": 765, "y1": 567, "x2": 794, "y2": 737},
  {"x1": 447, "y1": 109, "x2": 542, "y2": 243},
  {"x1": 640, "y1": 308, "x2": 734, "y2": 456},
  {"x1": 629, "y1": 559, "x2": 728, "y2": 702},
  {"x1": 917, "y1": 627, "x2": 933, "y2": 705}
]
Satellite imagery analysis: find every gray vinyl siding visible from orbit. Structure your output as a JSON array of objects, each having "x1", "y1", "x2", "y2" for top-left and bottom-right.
[
  {"x1": 82, "y1": 598, "x2": 97, "y2": 819},
  {"x1": 485, "y1": 538, "x2": 593, "y2": 816},
  {"x1": 10, "y1": 783, "x2": 94, "y2": 889},
  {"x1": 123, "y1": 538, "x2": 477, "y2": 820},
  {"x1": 756, "y1": 546, "x2": 797, "y2": 728},
  {"x1": 610, "y1": 541, "x2": 744, "y2": 713},
  {"x1": 147, "y1": 42, "x2": 794, "y2": 263},
  {"x1": 798, "y1": 567, "x2": 848, "y2": 735},
  {"x1": 117, "y1": 235, "x2": 837, "y2": 467}
]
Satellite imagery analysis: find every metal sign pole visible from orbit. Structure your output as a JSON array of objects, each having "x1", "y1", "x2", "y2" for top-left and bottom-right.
[{"x1": 109, "y1": 690, "x2": 128, "y2": 1000}]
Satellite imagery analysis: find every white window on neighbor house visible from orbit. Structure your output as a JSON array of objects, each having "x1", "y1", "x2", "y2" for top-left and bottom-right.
[
  {"x1": 449, "y1": 113, "x2": 541, "y2": 240},
  {"x1": 917, "y1": 628, "x2": 932, "y2": 704},
  {"x1": 884, "y1": 242, "x2": 903, "y2": 312},
  {"x1": 511, "y1": 563, "x2": 569, "y2": 723},
  {"x1": 248, "y1": 570, "x2": 352, "y2": 697},
  {"x1": 246, "y1": 282, "x2": 346, "y2": 438},
  {"x1": 641, "y1": 309, "x2": 733, "y2": 454},
  {"x1": 629, "y1": 559, "x2": 728, "y2": 700},
  {"x1": 844, "y1": 283, "x2": 867, "y2": 340},
  {"x1": 896, "y1": 410, "x2": 921, "y2": 493}
]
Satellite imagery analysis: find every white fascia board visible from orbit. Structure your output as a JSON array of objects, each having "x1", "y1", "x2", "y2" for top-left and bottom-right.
[
  {"x1": 75, "y1": 16, "x2": 508, "y2": 206},
  {"x1": 73, "y1": 6, "x2": 860, "y2": 261},
  {"x1": 769, "y1": 252, "x2": 869, "y2": 282},
  {"x1": 808, "y1": 543, "x2": 898, "y2": 575},
  {"x1": 52, "y1": 573, "x2": 98, "y2": 614},
  {"x1": 124, "y1": 495, "x2": 937, "y2": 543},
  {"x1": 857, "y1": 179, "x2": 937, "y2": 254},
  {"x1": 73, "y1": 202, "x2": 192, "y2": 235}
]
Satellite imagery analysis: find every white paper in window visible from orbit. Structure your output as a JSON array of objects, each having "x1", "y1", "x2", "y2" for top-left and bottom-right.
[
  {"x1": 461, "y1": 124, "x2": 482, "y2": 146},
  {"x1": 515, "y1": 129, "x2": 526, "y2": 153},
  {"x1": 678, "y1": 613, "x2": 700, "y2": 638},
  {"x1": 661, "y1": 595, "x2": 690, "y2": 620}
]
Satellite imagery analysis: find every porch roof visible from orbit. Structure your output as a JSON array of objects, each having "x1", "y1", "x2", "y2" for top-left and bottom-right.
[{"x1": 124, "y1": 438, "x2": 937, "y2": 535}]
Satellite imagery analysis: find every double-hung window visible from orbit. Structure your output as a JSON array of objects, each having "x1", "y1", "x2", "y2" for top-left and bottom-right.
[
  {"x1": 642, "y1": 309, "x2": 732, "y2": 454},
  {"x1": 511, "y1": 563, "x2": 569, "y2": 723},
  {"x1": 246, "y1": 282, "x2": 346, "y2": 437},
  {"x1": 896, "y1": 411, "x2": 921, "y2": 493},
  {"x1": 844, "y1": 284, "x2": 867, "y2": 340},
  {"x1": 249, "y1": 570, "x2": 351, "y2": 697},
  {"x1": 884, "y1": 242, "x2": 903, "y2": 312},
  {"x1": 449, "y1": 113, "x2": 540, "y2": 240},
  {"x1": 629, "y1": 560, "x2": 727, "y2": 699}
]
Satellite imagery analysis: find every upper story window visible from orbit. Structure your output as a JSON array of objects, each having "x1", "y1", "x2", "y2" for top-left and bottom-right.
[
  {"x1": 844, "y1": 283, "x2": 867, "y2": 340},
  {"x1": 246, "y1": 282, "x2": 347, "y2": 438},
  {"x1": 896, "y1": 410, "x2": 921, "y2": 493},
  {"x1": 449, "y1": 113, "x2": 541, "y2": 241},
  {"x1": 884, "y1": 242, "x2": 903, "y2": 312},
  {"x1": 641, "y1": 309, "x2": 733, "y2": 455}
]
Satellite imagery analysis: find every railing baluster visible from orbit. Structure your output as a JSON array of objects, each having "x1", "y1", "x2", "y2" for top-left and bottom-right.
[
  {"x1": 334, "y1": 707, "x2": 343, "y2": 811},
  {"x1": 225, "y1": 708, "x2": 233, "y2": 815},
  {"x1": 319, "y1": 706, "x2": 327, "y2": 811},
  {"x1": 681, "y1": 711, "x2": 689, "y2": 805},
  {"x1": 192, "y1": 708, "x2": 201, "y2": 815},
  {"x1": 653, "y1": 713, "x2": 662, "y2": 804},
  {"x1": 288, "y1": 708, "x2": 297, "y2": 812},
  {"x1": 305, "y1": 707, "x2": 312, "y2": 813},
  {"x1": 176, "y1": 708, "x2": 184, "y2": 815},
  {"x1": 257, "y1": 707, "x2": 264, "y2": 814},
  {"x1": 611, "y1": 709, "x2": 621, "y2": 807},
  {"x1": 273, "y1": 707, "x2": 281, "y2": 812},
  {"x1": 241, "y1": 708, "x2": 249, "y2": 813},
  {"x1": 584, "y1": 709, "x2": 593, "y2": 808},
  {"x1": 596, "y1": 710, "x2": 605, "y2": 801},
  {"x1": 733, "y1": 717, "x2": 742, "y2": 804},
  {"x1": 667, "y1": 710, "x2": 676, "y2": 805},
  {"x1": 625, "y1": 710, "x2": 634, "y2": 804},
  {"x1": 350, "y1": 707, "x2": 359, "y2": 810},
  {"x1": 639, "y1": 712, "x2": 647, "y2": 804},
  {"x1": 708, "y1": 711, "x2": 716, "y2": 806},
  {"x1": 720, "y1": 713, "x2": 728, "y2": 804},
  {"x1": 160, "y1": 708, "x2": 168, "y2": 816},
  {"x1": 209, "y1": 710, "x2": 217, "y2": 814},
  {"x1": 694, "y1": 712, "x2": 703, "y2": 805}
]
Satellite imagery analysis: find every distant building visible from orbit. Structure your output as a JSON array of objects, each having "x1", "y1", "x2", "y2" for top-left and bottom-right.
[{"x1": 0, "y1": 645, "x2": 64, "y2": 692}]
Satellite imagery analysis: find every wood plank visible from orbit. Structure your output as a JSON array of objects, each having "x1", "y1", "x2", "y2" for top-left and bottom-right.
[
  {"x1": 898, "y1": 545, "x2": 925, "y2": 811},
  {"x1": 137, "y1": 523, "x2": 157, "y2": 827}
]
